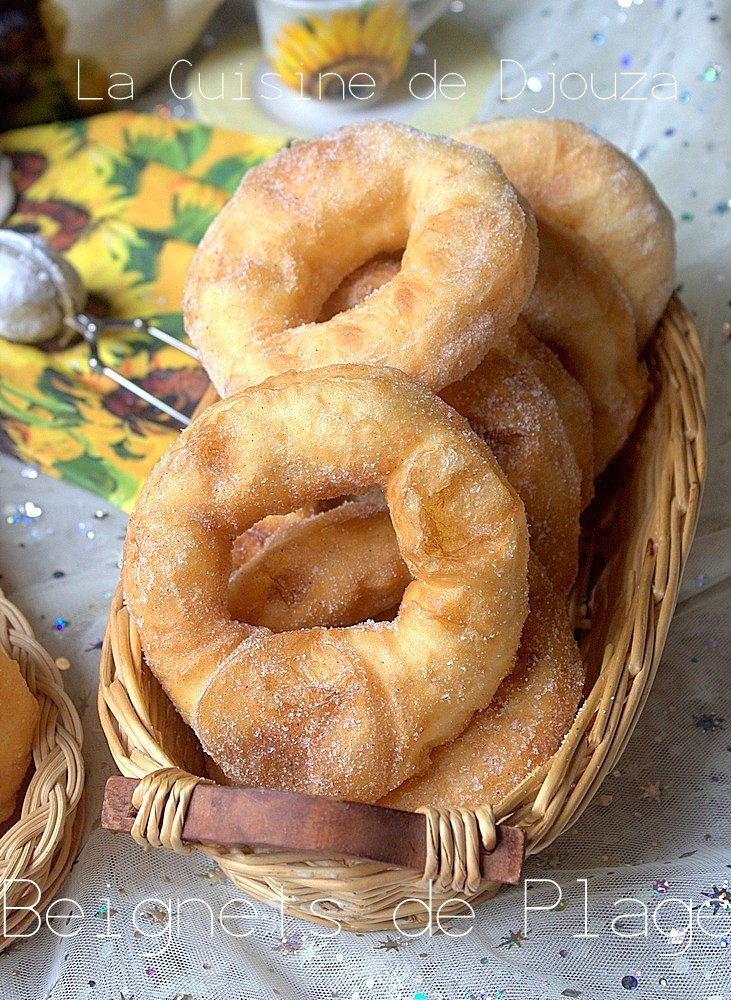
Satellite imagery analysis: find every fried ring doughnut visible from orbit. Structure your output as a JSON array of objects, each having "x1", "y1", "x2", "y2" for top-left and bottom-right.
[
  {"x1": 124, "y1": 365, "x2": 529, "y2": 802},
  {"x1": 230, "y1": 346, "x2": 580, "y2": 625},
  {"x1": 184, "y1": 121, "x2": 538, "y2": 395},
  {"x1": 441, "y1": 350, "x2": 581, "y2": 593},
  {"x1": 456, "y1": 117, "x2": 675, "y2": 347},
  {"x1": 230, "y1": 534, "x2": 584, "y2": 810},
  {"x1": 507, "y1": 318, "x2": 594, "y2": 510},
  {"x1": 318, "y1": 256, "x2": 595, "y2": 506},
  {"x1": 523, "y1": 218, "x2": 649, "y2": 473},
  {"x1": 381, "y1": 557, "x2": 585, "y2": 811},
  {"x1": 0, "y1": 647, "x2": 39, "y2": 824}
]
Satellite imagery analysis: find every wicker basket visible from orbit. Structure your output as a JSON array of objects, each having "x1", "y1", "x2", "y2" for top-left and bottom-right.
[
  {"x1": 98, "y1": 295, "x2": 705, "y2": 932},
  {"x1": 0, "y1": 590, "x2": 85, "y2": 950}
]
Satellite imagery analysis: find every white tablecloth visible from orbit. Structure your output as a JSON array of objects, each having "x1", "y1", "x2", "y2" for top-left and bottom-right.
[{"x1": 0, "y1": 2, "x2": 729, "y2": 998}]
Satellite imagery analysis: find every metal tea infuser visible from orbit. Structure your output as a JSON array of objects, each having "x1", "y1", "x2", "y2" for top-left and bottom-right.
[{"x1": 0, "y1": 227, "x2": 198, "y2": 427}]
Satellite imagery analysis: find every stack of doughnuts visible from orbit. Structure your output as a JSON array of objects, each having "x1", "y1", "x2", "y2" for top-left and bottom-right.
[{"x1": 123, "y1": 119, "x2": 674, "y2": 809}]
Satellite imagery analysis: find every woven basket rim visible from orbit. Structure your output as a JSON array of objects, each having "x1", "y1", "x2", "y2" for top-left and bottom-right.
[
  {"x1": 96, "y1": 295, "x2": 706, "y2": 931},
  {"x1": 0, "y1": 588, "x2": 86, "y2": 951}
]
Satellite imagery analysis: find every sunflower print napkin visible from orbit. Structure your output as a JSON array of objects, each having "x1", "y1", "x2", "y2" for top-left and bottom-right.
[{"x1": 0, "y1": 112, "x2": 285, "y2": 511}]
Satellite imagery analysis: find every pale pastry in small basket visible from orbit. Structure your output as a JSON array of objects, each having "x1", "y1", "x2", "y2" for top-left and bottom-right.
[{"x1": 0, "y1": 647, "x2": 39, "y2": 824}]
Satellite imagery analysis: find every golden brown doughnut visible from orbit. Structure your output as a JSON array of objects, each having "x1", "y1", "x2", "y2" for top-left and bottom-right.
[
  {"x1": 456, "y1": 117, "x2": 675, "y2": 347},
  {"x1": 523, "y1": 218, "x2": 649, "y2": 474},
  {"x1": 507, "y1": 318, "x2": 594, "y2": 510},
  {"x1": 381, "y1": 556, "x2": 585, "y2": 810},
  {"x1": 230, "y1": 534, "x2": 584, "y2": 811},
  {"x1": 0, "y1": 647, "x2": 39, "y2": 824},
  {"x1": 123, "y1": 365, "x2": 529, "y2": 802},
  {"x1": 442, "y1": 349, "x2": 581, "y2": 593},
  {"x1": 317, "y1": 256, "x2": 594, "y2": 505},
  {"x1": 184, "y1": 121, "x2": 538, "y2": 395}
]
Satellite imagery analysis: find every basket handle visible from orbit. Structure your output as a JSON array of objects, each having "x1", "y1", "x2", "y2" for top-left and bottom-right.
[{"x1": 102, "y1": 773, "x2": 525, "y2": 891}]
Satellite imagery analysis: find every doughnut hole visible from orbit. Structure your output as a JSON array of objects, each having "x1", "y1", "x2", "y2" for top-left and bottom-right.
[{"x1": 228, "y1": 500, "x2": 409, "y2": 632}]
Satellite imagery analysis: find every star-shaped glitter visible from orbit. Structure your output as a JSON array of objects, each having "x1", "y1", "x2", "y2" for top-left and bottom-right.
[
  {"x1": 498, "y1": 928, "x2": 528, "y2": 949},
  {"x1": 702, "y1": 883, "x2": 731, "y2": 915},
  {"x1": 694, "y1": 713, "x2": 725, "y2": 732},
  {"x1": 640, "y1": 781, "x2": 665, "y2": 802},
  {"x1": 375, "y1": 934, "x2": 405, "y2": 951},
  {"x1": 273, "y1": 932, "x2": 302, "y2": 956}
]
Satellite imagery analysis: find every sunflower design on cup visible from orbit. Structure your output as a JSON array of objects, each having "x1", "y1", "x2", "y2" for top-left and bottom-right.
[{"x1": 258, "y1": 0, "x2": 450, "y2": 100}]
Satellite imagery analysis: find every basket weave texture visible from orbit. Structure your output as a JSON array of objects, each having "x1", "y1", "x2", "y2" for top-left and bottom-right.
[
  {"x1": 0, "y1": 590, "x2": 85, "y2": 950},
  {"x1": 98, "y1": 296, "x2": 706, "y2": 932}
]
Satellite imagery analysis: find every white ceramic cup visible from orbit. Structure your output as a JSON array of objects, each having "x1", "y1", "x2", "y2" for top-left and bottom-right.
[{"x1": 254, "y1": 0, "x2": 451, "y2": 99}]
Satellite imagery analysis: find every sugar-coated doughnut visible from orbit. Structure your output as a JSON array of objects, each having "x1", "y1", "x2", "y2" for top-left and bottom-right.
[
  {"x1": 442, "y1": 348, "x2": 581, "y2": 593},
  {"x1": 0, "y1": 647, "x2": 39, "y2": 824},
  {"x1": 320, "y1": 258, "x2": 595, "y2": 509},
  {"x1": 123, "y1": 365, "x2": 529, "y2": 802},
  {"x1": 230, "y1": 345, "x2": 581, "y2": 602},
  {"x1": 184, "y1": 121, "x2": 538, "y2": 395},
  {"x1": 507, "y1": 318, "x2": 594, "y2": 510},
  {"x1": 381, "y1": 557, "x2": 585, "y2": 810},
  {"x1": 523, "y1": 218, "x2": 649, "y2": 473},
  {"x1": 456, "y1": 117, "x2": 675, "y2": 347}
]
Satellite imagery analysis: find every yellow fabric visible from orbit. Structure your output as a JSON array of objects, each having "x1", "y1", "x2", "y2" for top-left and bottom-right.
[{"x1": 0, "y1": 111, "x2": 284, "y2": 510}]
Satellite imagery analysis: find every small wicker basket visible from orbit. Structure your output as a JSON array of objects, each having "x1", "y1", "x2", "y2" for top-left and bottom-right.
[
  {"x1": 0, "y1": 590, "x2": 85, "y2": 950},
  {"x1": 98, "y1": 296, "x2": 705, "y2": 932}
]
